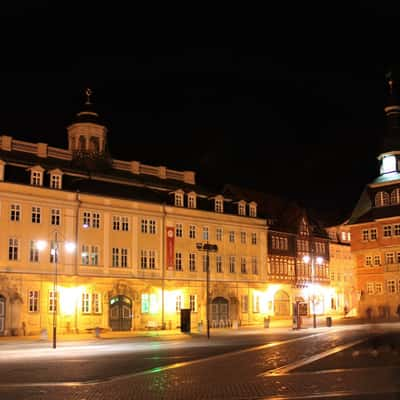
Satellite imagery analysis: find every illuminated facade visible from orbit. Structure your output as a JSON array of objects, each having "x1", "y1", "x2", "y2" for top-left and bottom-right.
[
  {"x1": 0, "y1": 97, "x2": 271, "y2": 336},
  {"x1": 348, "y1": 78, "x2": 400, "y2": 319}
]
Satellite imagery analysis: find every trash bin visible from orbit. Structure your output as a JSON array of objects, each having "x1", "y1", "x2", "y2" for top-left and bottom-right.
[
  {"x1": 264, "y1": 316, "x2": 270, "y2": 328},
  {"x1": 326, "y1": 316, "x2": 332, "y2": 327}
]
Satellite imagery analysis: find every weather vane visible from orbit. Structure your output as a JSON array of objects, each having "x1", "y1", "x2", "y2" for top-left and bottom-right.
[{"x1": 85, "y1": 88, "x2": 93, "y2": 105}]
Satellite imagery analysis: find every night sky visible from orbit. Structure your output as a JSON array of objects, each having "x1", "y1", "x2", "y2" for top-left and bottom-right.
[{"x1": 0, "y1": 2, "x2": 398, "y2": 224}]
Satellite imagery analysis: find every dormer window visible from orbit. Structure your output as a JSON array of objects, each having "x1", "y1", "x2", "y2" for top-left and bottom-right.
[
  {"x1": 49, "y1": 169, "x2": 63, "y2": 190},
  {"x1": 238, "y1": 201, "x2": 246, "y2": 216},
  {"x1": 29, "y1": 166, "x2": 44, "y2": 187},
  {"x1": 249, "y1": 202, "x2": 257, "y2": 217},
  {"x1": 375, "y1": 191, "x2": 390, "y2": 207},
  {"x1": 300, "y1": 218, "x2": 309, "y2": 236},
  {"x1": 391, "y1": 188, "x2": 400, "y2": 205},
  {"x1": 174, "y1": 191, "x2": 184, "y2": 207},
  {"x1": 215, "y1": 196, "x2": 224, "y2": 213},
  {"x1": 188, "y1": 192, "x2": 197, "y2": 209}
]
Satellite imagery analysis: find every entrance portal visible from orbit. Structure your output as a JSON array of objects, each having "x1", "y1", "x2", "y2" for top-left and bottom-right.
[
  {"x1": 211, "y1": 297, "x2": 229, "y2": 327},
  {"x1": 0, "y1": 295, "x2": 5, "y2": 334},
  {"x1": 274, "y1": 290, "x2": 290, "y2": 316},
  {"x1": 109, "y1": 295, "x2": 132, "y2": 331}
]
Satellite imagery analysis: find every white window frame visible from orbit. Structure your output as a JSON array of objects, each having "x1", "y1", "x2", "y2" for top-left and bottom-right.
[
  {"x1": 175, "y1": 252, "x2": 183, "y2": 271},
  {"x1": 215, "y1": 197, "x2": 224, "y2": 213},
  {"x1": 51, "y1": 208, "x2": 61, "y2": 226},
  {"x1": 189, "y1": 225, "x2": 196, "y2": 239},
  {"x1": 189, "y1": 294, "x2": 197, "y2": 312},
  {"x1": 50, "y1": 174, "x2": 62, "y2": 189},
  {"x1": 10, "y1": 204, "x2": 21, "y2": 222},
  {"x1": 189, "y1": 253, "x2": 196, "y2": 272},
  {"x1": 81, "y1": 293, "x2": 91, "y2": 314},
  {"x1": 8, "y1": 238, "x2": 19, "y2": 261},
  {"x1": 28, "y1": 290, "x2": 39, "y2": 312},
  {"x1": 216, "y1": 227, "x2": 223, "y2": 241},
  {"x1": 92, "y1": 293, "x2": 102, "y2": 314},
  {"x1": 174, "y1": 192, "x2": 184, "y2": 207},
  {"x1": 238, "y1": 201, "x2": 246, "y2": 216},
  {"x1": 176, "y1": 223, "x2": 183, "y2": 238},
  {"x1": 188, "y1": 193, "x2": 196, "y2": 209}
]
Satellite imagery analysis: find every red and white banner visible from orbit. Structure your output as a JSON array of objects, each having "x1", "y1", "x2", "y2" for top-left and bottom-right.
[{"x1": 166, "y1": 226, "x2": 175, "y2": 270}]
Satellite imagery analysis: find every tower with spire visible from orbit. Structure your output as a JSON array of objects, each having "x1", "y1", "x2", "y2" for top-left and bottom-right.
[
  {"x1": 67, "y1": 88, "x2": 110, "y2": 169},
  {"x1": 348, "y1": 75, "x2": 400, "y2": 319}
]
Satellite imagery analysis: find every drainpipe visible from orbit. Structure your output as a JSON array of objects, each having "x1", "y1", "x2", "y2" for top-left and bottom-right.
[
  {"x1": 74, "y1": 190, "x2": 81, "y2": 333},
  {"x1": 161, "y1": 203, "x2": 166, "y2": 329}
]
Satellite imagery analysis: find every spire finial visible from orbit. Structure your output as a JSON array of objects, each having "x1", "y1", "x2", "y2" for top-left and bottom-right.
[{"x1": 85, "y1": 88, "x2": 93, "y2": 105}]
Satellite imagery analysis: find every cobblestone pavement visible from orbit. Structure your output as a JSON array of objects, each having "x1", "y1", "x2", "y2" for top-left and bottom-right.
[{"x1": 2, "y1": 326, "x2": 399, "y2": 399}]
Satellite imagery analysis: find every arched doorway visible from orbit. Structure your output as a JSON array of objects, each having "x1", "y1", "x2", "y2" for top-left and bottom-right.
[
  {"x1": 211, "y1": 297, "x2": 229, "y2": 325},
  {"x1": 274, "y1": 290, "x2": 290, "y2": 316},
  {"x1": 0, "y1": 295, "x2": 5, "y2": 335},
  {"x1": 109, "y1": 295, "x2": 132, "y2": 331}
]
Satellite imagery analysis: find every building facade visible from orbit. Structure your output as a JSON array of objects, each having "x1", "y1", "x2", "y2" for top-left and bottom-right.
[
  {"x1": 0, "y1": 98, "x2": 272, "y2": 335},
  {"x1": 348, "y1": 78, "x2": 400, "y2": 319}
]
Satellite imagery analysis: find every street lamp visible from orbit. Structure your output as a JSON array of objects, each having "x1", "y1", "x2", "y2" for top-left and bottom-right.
[
  {"x1": 37, "y1": 232, "x2": 76, "y2": 348},
  {"x1": 196, "y1": 242, "x2": 218, "y2": 339},
  {"x1": 302, "y1": 254, "x2": 324, "y2": 328}
]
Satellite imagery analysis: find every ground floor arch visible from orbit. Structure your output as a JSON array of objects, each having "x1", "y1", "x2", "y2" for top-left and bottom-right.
[
  {"x1": 211, "y1": 296, "x2": 229, "y2": 326},
  {"x1": 109, "y1": 295, "x2": 132, "y2": 331},
  {"x1": 274, "y1": 290, "x2": 290, "y2": 316},
  {"x1": 0, "y1": 295, "x2": 5, "y2": 335}
]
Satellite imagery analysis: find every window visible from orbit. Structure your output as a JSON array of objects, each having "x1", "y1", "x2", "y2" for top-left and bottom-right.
[
  {"x1": 112, "y1": 216, "x2": 120, "y2": 231},
  {"x1": 253, "y1": 295, "x2": 260, "y2": 313},
  {"x1": 300, "y1": 218, "x2": 309, "y2": 236},
  {"x1": 381, "y1": 155, "x2": 396, "y2": 174},
  {"x1": 8, "y1": 238, "x2": 18, "y2": 261},
  {"x1": 391, "y1": 188, "x2": 400, "y2": 205},
  {"x1": 29, "y1": 240, "x2": 39, "y2": 262},
  {"x1": 28, "y1": 290, "x2": 39, "y2": 312},
  {"x1": 83, "y1": 212, "x2": 91, "y2": 228},
  {"x1": 362, "y1": 229, "x2": 369, "y2": 241},
  {"x1": 249, "y1": 203, "x2": 257, "y2": 217},
  {"x1": 365, "y1": 256, "x2": 372, "y2": 266},
  {"x1": 31, "y1": 170, "x2": 42, "y2": 186},
  {"x1": 251, "y1": 233, "x2": 257, "y2": 245},
  {"x1": 189, "y1": 295, "x2": 197, "y2": 312},
  {"x1": 10, "y1": 204, "x2": 21, "y2": 222},
  {"x1": 238, "y1": 202, "x2": 246, "y2": 216},
  {"x1": 272, "y1": 236, "x2": 289, "y2": 250},
  {"x1": 82, "y1": 293, "x2": 90, "y2": 313},
  {"x1": 370, "y1": 228, "x2": 377, "y2": 240},
  {"x1": 176, "y1": 295, "x2": 182, "y2": 312},
  {"x1": 92, "y1": 293, "x2": 101, "y2": 313},
  {"x1": 50, "y1": 174, "x2": 61, "y2": 189},
  {"x1": 383, "y1": 225, "x2": 392, "y2": 237},
  {"x1": 141, "y1": 294, "x2": 150, "y2": 313},
  {"x1": 366, "y1": 282, "x2": 374, "y2": 295},
  {"x1": 241, "y1": 257, "x2": 247, "y2": 274},
  {"x1": 216, "y1": 255, "x2": 222, "y2": 273},
  {"x1": 394, "y1": 224, "x2": 400, "y2": 236},
  {"x1": 375, "y1": 191, "x2": 390, "y2": 207},
  {"x1": 229, "y1": 256, "x2": 235, "y2": 273},
  {"x1": 202, "y1": 226, "x2": 209, "y2": 241},
  {"x1": 51, "y1": 208, "x2": 61, "y2": 225},
  {"x1": 387, "y1": 280, "x2": 396, "y2": 294},
  {"x1": 49, "y1": 291, "x2": 57, "y2": 312},
  {"x1": 50, "y1": 241, "x2": 58, "y2": 263},
  {"x1": 373, "y1": 255, "x2": 381, "y2": 266},
  {"x1": 92, "y1": 213, "x2": 100, "y2": 228},
  {"x1": 149, "y1": 220, "x2": 156, "y2": 234},
  {"x1": 91, "y1": 246, "x2": 99, "y2": 266},
  {"x1": 241, "y1": 295, "x2": 248, "y2": 313},
  {"x1": 240, "y1": 232, "x2": 246, "y2": 244},
  {"x1": 189, "y1": 225, "x2": 196, "y2": 239},
  {"x1": 121, "y1": 217, "x2": 129, "y2": 231},
  {"x1": 375, "y1": 282, "x2": 383, "y2": 294},
  {"x1": 31, "y1": 206, "x2": 41, "y2": 224},
  {"x1": 176, "y1": 223, "x2": 183, "y2": 238},
  {"x1": 252, "y1": 256, "x2": 258, "y2": 274},
  {"x1": 189, "y1": 253, "x2": 196, "y2": 272},
  {"x1": 386, "y1": 252, "x2": 395, "y2": 264},
  {"x1": 174, "y1": 192, "x2": 184, "y2": 207},
  {"x1": 215, "y1": 198, "x2": 223, "y2": 213},
  {"x1": 330, "y1": 272, "x2": 335, "y2": 281},
  {"x1": 121, "y1": 248, "x2": 128, "y2": 267},
  {"x1": 141, "y1": 219, "x2": 156, "y2": 234},
  {"x1": 81, "y1": 245, "x2": 89, "y2": 265},
  {"x1": 229, "y1": 231, "x2": 235, "y2": 243},
  {"x1": 112, "y1": 248, "x2": 119, "y2": 267},
  {"x1": 216, "y1": 227, "x2": 223, "y2": 241},
  {"x1": 202, "y1": 254, "x2": 209, "y2": 272},
  {"x1": 141, "y1": 250, "x2": 156, "y2": 269},
  {"x1": 175, "y1": 252, "x2": 182, "y2": 271},
  {"x1": 188, "y1": 193, "x2": 196, "y2": 209}
]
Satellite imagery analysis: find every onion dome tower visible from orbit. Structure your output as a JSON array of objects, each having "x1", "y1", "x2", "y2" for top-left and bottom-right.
[{"x1": 67, "y1": 89, "x2": 111, "y2": 170}]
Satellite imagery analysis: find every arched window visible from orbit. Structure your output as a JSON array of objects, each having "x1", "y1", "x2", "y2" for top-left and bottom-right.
[
  {"x1": 89, "y1": 136, "x2": 99, "y2": 152},
  {"x1": 391, "y1": 188, "x2": 400, "y2": 205},
  {"x1": 375, "y1": 191, "x2": 390, "y2": 207},
  {"x1": 79, "y1": 136, "x2": 86, "y2": 151}
]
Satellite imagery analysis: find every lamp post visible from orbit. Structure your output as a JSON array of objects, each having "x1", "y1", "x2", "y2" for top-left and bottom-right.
[
  {"x1": 196, "y1": 242, "x2": 218, "y2": 339},
  {"x1": 37, "y1": 232, "x2": 75, "y2": 348},
  {"x1": 302, "y1": 254, "x2": 323, "y2": 328}
]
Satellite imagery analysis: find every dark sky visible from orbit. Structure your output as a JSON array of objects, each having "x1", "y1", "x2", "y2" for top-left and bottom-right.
[{"x1": 0, "y1": 2, "x2": 398, "y2": 223}]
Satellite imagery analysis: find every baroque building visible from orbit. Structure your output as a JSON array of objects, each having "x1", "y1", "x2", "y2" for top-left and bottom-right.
[
  {"x1": 348, "y1": 78, "x2": 400, "y2": 319},
  {"x1": 0, "y1": 94, "x2": 270, "y2": 336}
]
